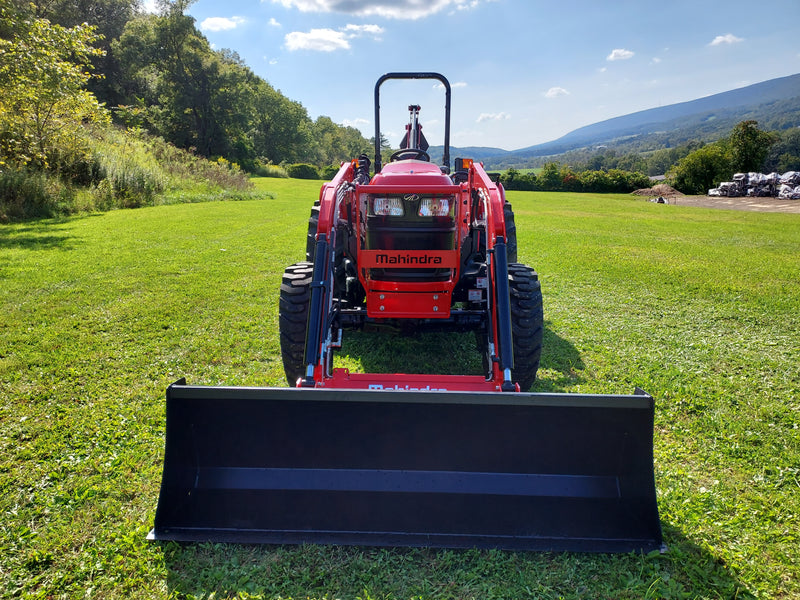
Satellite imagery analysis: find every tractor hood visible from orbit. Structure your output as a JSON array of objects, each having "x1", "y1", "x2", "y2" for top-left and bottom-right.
[{"x1": 372, "y1": 161, "x2": 453, "y2": 186}]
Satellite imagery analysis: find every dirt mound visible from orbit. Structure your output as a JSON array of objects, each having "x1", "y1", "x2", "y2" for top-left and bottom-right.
[{"x1": 632, "y1": 183, "x2": 684, "y2": 198}]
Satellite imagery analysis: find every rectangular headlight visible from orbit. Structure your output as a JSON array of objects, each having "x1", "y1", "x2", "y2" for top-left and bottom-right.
[
  {"x1": 372, "y1": 197, "x2": 404, "y2": 216},
  {"x1": 418, "y1": 197, "x2": 451, "y2": 217}
]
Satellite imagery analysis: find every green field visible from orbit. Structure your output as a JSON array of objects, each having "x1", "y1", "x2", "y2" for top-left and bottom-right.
[{"x1": 2, "y1": 179, "x2": 798, "y2": 599}]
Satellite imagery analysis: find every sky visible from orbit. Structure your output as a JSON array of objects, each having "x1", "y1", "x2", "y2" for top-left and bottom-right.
[{"x1": 158, "y1": 0, "x2": 799, "y2": 151}]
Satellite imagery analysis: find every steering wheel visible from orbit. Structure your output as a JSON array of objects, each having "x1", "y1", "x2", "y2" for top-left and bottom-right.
[{"x1": 390, "y1": 148, "x2": 430, "y2": 162}]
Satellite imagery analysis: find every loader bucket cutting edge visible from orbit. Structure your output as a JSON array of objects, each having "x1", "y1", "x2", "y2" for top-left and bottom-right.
[{"x1": 148, "y1": 382, "x2": 662, "y2": 553}]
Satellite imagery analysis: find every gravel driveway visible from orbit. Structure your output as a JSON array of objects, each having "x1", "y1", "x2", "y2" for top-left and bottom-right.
[{"x1": 653, "y1": 195, "x2": 800, "y2": 213}]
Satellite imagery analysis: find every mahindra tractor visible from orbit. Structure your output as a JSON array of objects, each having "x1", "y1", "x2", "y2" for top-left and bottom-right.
[{"x1": 149, "y1": 73, "x2": 662, "y2": 553}]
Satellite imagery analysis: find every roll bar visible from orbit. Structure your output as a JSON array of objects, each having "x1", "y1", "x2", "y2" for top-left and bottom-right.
[{"x1": 373, "y1": 72, "x2": 451, "y2": 173}]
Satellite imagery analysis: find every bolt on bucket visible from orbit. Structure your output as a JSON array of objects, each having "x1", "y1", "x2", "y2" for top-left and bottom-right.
[{"x1": 148, "y1": 381, "x2": 662, "y2": 552}]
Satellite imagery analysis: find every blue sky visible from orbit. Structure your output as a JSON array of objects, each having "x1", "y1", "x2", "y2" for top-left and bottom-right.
[{"x1": 165, "y1": 0, "x2": 799, "y2": 150}]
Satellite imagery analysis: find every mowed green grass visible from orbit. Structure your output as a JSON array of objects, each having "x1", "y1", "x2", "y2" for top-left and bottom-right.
[{"x1": 1, "y1": 179, "x2": 798, "y2": 599}]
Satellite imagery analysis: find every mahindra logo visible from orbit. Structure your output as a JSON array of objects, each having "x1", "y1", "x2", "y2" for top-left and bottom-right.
[
  {"x1": 368, "y1": 384, "x2": 446, "y2": 391},
  {"x1": 375, "y1": 253, "x2": 443, "y2": 265}
]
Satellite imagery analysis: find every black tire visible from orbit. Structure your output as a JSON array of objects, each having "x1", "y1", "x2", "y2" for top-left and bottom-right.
[
  {"x1": 305, "y1": 202, "x2": 320, "y2": 262},
  {"x1": 504, "y1": 202, "x2": 517, "y2": 263},
  {"x1": 508, "y1": 262, "x2": 543, "y2": 391},
  {"x1": 279, "y1": 262, "x2": 313, "y2": 386}
]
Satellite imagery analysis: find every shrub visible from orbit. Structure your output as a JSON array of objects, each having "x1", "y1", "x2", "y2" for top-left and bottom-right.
[
  {"x1": 0, "y1": 168, "x2": 54, "y2": 223},
  {"x1": 250, "y1": 162, "x2": 289, "y2": 178},
  {"x1": 286, "y1": 163, "x2": 320, "y2": 180},
  {"x1": 321, "y1": 164, "x2": 341, "y2": 180}
]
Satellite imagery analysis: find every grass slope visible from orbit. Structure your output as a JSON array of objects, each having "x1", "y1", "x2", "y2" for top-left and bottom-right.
[{"x1": 1, "y1": 182, "x2": 798, "y2": 599}]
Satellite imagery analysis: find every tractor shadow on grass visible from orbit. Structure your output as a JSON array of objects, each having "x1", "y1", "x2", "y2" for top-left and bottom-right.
[
  {"x1": 158, "y1": 523, "x2": 751, "y2": 599},
  {"x1": 333, "y1": 320, "x2": 585, "y2": 393}
]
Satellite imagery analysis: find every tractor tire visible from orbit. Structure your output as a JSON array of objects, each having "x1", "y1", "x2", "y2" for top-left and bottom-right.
[
  {"x1": 504, "y1": 202, "x2": 517, "y2": 263},
  {"x1": 508, "y1": 262, "x2": 543, "y2": 391},
  {"x1": 279, "y1": 261, "x2": 314, "y2": 386},
  {"x1": 306, "y1": 202, "x2": 320, "y2": 262}
]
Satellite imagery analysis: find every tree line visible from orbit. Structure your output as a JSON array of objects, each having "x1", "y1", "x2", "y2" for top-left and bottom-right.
[
  {"x1": 1, "y1": 0, "x2": 371, "y2": 176},
  {"x1": 2, "y1": 0, "x2": 799, "y2": 220},
  {"x1": 497, "y1": 120, "x2": 799, "y2": 195},
  {"x1": 499, "y1": 165, "x2": 651, "y2": 194}
]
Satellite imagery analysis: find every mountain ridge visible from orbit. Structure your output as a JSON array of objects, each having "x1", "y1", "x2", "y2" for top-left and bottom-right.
[{"x1": 429, "y1": 73, "x2": 800, "y2": 168}]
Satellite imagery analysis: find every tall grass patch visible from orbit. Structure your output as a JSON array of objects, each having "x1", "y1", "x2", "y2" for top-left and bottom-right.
[
  {"x1": 1, "y1": 187, "x2": 798, "y2": 598},
  {"x1": 0, "y1": 126, "x2": 258, "y2": 220}
]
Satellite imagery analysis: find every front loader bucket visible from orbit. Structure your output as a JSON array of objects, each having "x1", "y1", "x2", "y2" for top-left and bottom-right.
[{"x1": 149, "y1": 381, "x2": 662, "y2": 552}]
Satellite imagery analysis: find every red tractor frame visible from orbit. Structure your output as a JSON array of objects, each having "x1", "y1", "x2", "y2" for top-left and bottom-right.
[{"x1": 279, "y1": 72, "x2": 543, "y2": 392}]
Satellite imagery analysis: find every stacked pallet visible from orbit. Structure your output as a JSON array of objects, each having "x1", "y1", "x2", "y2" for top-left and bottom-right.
[{"x1": 709, "y1": 172, "x2": 800, "y2": 199}]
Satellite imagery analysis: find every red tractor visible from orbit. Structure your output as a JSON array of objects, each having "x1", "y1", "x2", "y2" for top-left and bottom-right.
[
  {"x1": 149, "y1": 73, "x2": 662, "y2": 553},
  {"x1": 280, "y1": 72, "x2": 542, "y2": 393}
]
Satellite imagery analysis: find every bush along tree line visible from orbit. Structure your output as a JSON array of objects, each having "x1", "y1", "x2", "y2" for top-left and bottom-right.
[
  {"x1": 497, "y1": 119, "x2": 798, "y2": 195},
  {"x1": 0, "y1": 0, "x2": 371, "y2": 220},
  {"x1": 668, "y1": 120, "x2": 787, "y2": 194},
  {"x1": 499, "y1": 164, "x2": 651, "y2": 193}
]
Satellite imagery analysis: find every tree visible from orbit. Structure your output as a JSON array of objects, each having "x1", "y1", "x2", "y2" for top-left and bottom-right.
[
  {"x1": 670, "y1": 142, "x2": 731, "y2": 194},
  {"x1": 113, "y1": 4, "x2": 368, "y2": 168},
  {"x1": 763, "y1": 128, "x2": 800, "y2": 173},
  {"x1": 18, "y1": 0, "x2": 138, "y2": 107},
  {"x1": 537, "y1": 162, "x2": 562, "y2": 190},
  {"x1": 728, "y1": 120, "x2": 777, "y2": 173},
  {"x1": 0, "y1": 5, "x2": 109, "y2": 169},
  {"x1": 114, "y1": 7, "x2": 246, "y2": 158}
]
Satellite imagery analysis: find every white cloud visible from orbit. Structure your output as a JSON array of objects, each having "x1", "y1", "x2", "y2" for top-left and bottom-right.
[
  {"x1": 269, "y1": 18, "x2": 281, "y2": 27},
  {"x1": 141, "y1": 0, "x2": 157, "y2": 13},
  {"x1": 342, "y1": 24, "x2": 385, "y2": 37},
  {"x1": 285, "y1": 28, "x2": 350, "y2": 51},
  {"x1": 434, "y1": 81, "x2": 467, "y2": 90},
  {"x1": 270, "y1": 0, "x2": 484, "y2": 20},
  {"x1": 607, "y1": 48, "x2": 634, "y2": 61},
  {"x1": 342, "y1": 118, "x2": 370, "y2": 127},
  {"x1": 544, "y1": 86, "x2": 569, "y2": 98},
  {"x1": 284, "y1": 23, "x2": 384, "y2": 51},
  {"x1": 477, "y1": 112, "x2": 510, "y2": 123},
  {"x1": 450, "y1": 0, "x2": 480, "y2": 13},
  {"x1": 200, "y1": 16, "x2": 245, "y2": 32},
  {"x1": 709, "y1": 33, "x2": 744, "y2": 46}
]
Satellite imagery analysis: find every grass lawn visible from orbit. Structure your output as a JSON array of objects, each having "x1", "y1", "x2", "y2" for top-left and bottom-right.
[{"x1": 1, "y1": 179, "x2": 798, "y2": 599}]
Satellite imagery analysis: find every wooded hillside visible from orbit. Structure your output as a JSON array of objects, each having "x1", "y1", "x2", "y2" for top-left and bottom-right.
[{"x1": 0, "y1": 0, "x2": 373, "y2": 219}]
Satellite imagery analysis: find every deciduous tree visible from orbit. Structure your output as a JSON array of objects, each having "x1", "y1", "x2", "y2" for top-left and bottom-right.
[
  {"x1": 0, "y1": 5, "x2": 109, "y2": 168},
  {"x1": 670, "y1": 142, "x2": 731, "y2": 194},
  {"x1": 728, "y1": 120, "x2": 777, "y2": 173}
]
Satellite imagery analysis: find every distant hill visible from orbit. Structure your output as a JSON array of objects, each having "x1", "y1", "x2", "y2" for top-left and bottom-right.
[{"x1": 429, "y1": 73, "x2": 800, "y2": 169}]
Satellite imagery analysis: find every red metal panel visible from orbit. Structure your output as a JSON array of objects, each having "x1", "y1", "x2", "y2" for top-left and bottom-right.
[
  {"x1": 366, "y1": 289, "x2": 451, "y2": 318},
  {"x1": 357, "y1": 184, "x2": 463, "y2": 195},
  {"x1": 323, "y1": 369, "x2": 504, "y2": 391},
  {"x1": 317, "y1": 161, "x2": 354, "y2": 235}
]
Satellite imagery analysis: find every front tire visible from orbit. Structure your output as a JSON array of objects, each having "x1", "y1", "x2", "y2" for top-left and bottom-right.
[
  {"x1": 504, "y1": 202, "x2": 517, "y2": 263},
  {"x1": 279, "y1": 262, "x2": 313, "y2": 386},
  {"x1": 305, "y1": 202, "x2": 320, "y2": 262},
  {"x1": 508, "y1": 263, "x2": 543, "y2": 391}
]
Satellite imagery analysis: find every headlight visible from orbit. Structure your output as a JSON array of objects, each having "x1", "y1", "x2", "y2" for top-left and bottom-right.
[
  {"x1": 418, "y1": 197, "x2": 450, "y2": 217},
  {"x1": 372, "y1": 197, "x2": 404, "y2": 216}
]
